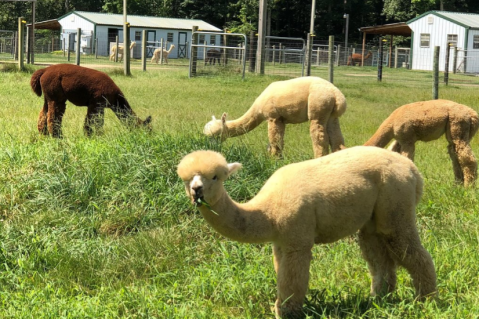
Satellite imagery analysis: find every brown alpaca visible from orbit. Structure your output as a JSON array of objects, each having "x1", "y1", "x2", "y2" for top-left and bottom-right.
[
  {"x1": 178, "y1": 147, "x2": 437, "y2": 319},
  {"x1": 109, "y1": 41, "x2": 136, "y2": 62},
  {"x1": 364, "y1": 99, "x2": 478, "y2": 186},
  {"x1": 205, "y1": 49, "x2": 221, "y2": 65},
  {"x1": 150, "y1": 44, "x2": 175, "y2": 64},
  {"x1": 347, "y1": 51, "x2": 372, "y2": 66},
  {"x1": 204, "y1": 76, "x2": 347, "y2": 158},
  {"x1": 30, "y1": 64, "x2": 152, "y2": 137}
]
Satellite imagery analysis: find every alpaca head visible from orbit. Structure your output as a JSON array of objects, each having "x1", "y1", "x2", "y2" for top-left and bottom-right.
[
  {"x1": 204, "y1": 113, "x2": 227, "y2": 141},
  {"x1": 177, "y1": 150, "x2": 242, "y2": 206},
  {"x1": 130, "y1": 42, "x2": 136, "y2": 49},
  {"x1": 168, "y1": 44, "x2": 175, "y2": 53}
]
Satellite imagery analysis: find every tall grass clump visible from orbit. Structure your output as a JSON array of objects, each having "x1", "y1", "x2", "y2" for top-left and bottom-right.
[{"x1": 0, "y1": 64, "x2": 478, "y2": 317}]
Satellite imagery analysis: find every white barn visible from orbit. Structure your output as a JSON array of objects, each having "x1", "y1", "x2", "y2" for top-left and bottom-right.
[
  {"x1": 407, "y1": 11, "x2": 479, "y2": 73},
  {"x1": 56, "y1": 11, "x2": 222, "y2": 59}
]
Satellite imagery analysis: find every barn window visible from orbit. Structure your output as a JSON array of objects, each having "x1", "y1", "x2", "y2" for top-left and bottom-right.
[
  {"x1": 199, "y1": 34, "x2": 205, "y2": 44},
  {"x1": 167, "y1": 32, "x2": 174, "y2": 42},
  {"x1": 135, "y1": 31, "x2": 141, "y2": 41},
  {"x1": 420, "y1": 34, "x2": 430, "y2": 48},
  {"x1": 447, "y1": 34, "x2": 457, "y2": 46},
  {"x1": 210, "y1": 35, "x2": 216, "y2": 45},
  {"x1": 474, "y1": 35, "x2": 479, "y2": 49}
]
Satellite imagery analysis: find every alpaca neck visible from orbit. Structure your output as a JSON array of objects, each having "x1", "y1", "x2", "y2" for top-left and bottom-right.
[
  {"x1": 364, "y1": 120, "x2": 394, "y2": 147},
  {"x1": 224, "y1": 106, "x2": 264, "y2": 138},
  {"x1": 198, "y1": 192, "x2": 275, "y2": 244}
]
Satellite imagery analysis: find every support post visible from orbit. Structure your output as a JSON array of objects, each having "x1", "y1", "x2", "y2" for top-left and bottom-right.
[
  {"x1": 248, "y1": 31, "x2": 256, "y2": 73},
  {"x1": 433, "y1": 46, "x2": 440, "y2": 99},
  {"x1": 95, "y1": 38, "x2": 98, "y2": 59},
  {"x1": 394, "y1": 46, "x2": 398, "y2": 68},
  {"x1": 115, "y1": 36, "x2": 119, "y2": 62},
  {"x1": 377, "y1": 37, "x2": 383, "y2": 81},
  {"x1": 328, "y1": 35, "x2": 334, "y2": 83},
  {"x1": 160, "y1": 38, "x2": 164, "y2": 65},
  {"x1": 255, "y1": 0, "x2": 267, "y2": 73},
  {"x1": 453, "y1": 46, "x2": 458, "y2": 74},
  {"x1": 306, "y1": 33, "x2": 312, "y2": 75}
]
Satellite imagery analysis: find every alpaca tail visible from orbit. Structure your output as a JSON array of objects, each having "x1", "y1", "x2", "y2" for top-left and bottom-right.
[
  {"x1": 30, "y1": 68, "x2": 47, "y2": 97},
  {"x1": 332, "y1": 88, "x2": 347, "y2": 118},
  {"x1": 364, "y1": 116, "x2": 395, "y2": 148},
  {"x1": 470, "y1": 111, "x2": 479, "y2": 139}
]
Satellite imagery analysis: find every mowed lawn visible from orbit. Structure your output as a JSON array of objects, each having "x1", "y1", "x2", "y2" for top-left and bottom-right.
[{"x1": 0, "y1": 63, "x2": 478, "y2": 318}]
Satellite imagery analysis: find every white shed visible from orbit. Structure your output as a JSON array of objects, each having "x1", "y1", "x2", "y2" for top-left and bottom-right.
[
  {"x1": 56, "y1": 11, "x2": 222, "y2": 59},
  {"x1": 407, "y1": 11, "x2": 479, "y2": 73}
]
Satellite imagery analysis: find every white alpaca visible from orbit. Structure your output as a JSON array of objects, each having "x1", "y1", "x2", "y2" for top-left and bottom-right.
[
  {"x1": 204, "y1": 76, "x2": 347, "y2": 158},
  {"x1": 109, "y1": 41, "x2": 136, "y2": 62},
  {"x1": 177, "y1": 146, "x2": 437, "y2": 319},
  {"x1": 150, "y1": 44, "x2": 176, "y2": 64}
]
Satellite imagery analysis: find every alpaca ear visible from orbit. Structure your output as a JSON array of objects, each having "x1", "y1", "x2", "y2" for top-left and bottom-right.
[
  {"x1": 212, "y1": 115, "x2": 217, "y2": 121},
  {"x1": 227, "y1": 162, "x2": 242, "y2": 177},
  {"x1": 221, "y1": 112, "x2": 227, "y2": 124}
]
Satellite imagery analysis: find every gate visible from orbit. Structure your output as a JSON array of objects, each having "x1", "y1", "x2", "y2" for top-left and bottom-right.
[{"x1": 264, "y1": 36, "x2": 306, "y2": 76}]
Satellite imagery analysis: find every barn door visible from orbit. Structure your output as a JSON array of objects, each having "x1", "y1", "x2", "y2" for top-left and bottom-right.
[
  {"x1": 146, "y1": 30, "x2": 156, "y2": 57},
  {"x1": 178, "y1": 32, "x2": 187, "y2": 58}
]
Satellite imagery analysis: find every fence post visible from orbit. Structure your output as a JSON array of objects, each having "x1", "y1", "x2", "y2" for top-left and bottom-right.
[
  {"x1": 95, "y1": 38, "x2": 98, "y2": 59},
  {"x1": 115, "y1": 36, "x2": 119, "y2": 62},
  {"x1": 17, "y1": 17, "x2": 25, "y2": 71},
  {"x1": 433, "y1": 46, "x2": 440, "y2": 99},
  {"x1": 328, "y1": 35, "x2": 334, "y2": 83},
  {"x1": 279, "y1": 43, "x2": 283, "y2": 64},
  {"x1": 272, "y1": 45, "x2": 276, "y2": 66},
  {"x1": 452, "y1": 46, "x2": 457, "y2": 74},
  {"x1": 124, "y1": 23, "x2": 131, "y2": 76},
  {"x1": 189, "y1": 26, "x2": 198, "y2": 77},
  {"x1": 76, "y1": 28, "x2": 81, "y2": 65},
  {"x1": 394, "y1": 46, "x2": 398, "y2": 68},
  {"x1": 336, "y1": 44, "x2": 340, "y2": 66},
  {"x1": 377, "y1": 37, "x2": 383, "y2": 81},
  {"x1": 444, "y1": 42, "x2": 450, "y2": 85},
  {"x1": 306, "y1": 33, "x2": 312, "y2": 76},
  {"x1": 26, "y1": 25, "x2": 30, "y2": 64},
  {"x1": 141, "y1": 30, "x2": 146, "y2": 71},
  {"x1": 160, "y1": 38, "x2": 164, "y2": 65},
  {"x1": 249, "y1": 31, "x2": 256, "y2": 73}
]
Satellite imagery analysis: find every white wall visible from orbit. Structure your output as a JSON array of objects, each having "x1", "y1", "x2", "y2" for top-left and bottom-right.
[{"x1": 409, "y1": 13, "x2": 466, "y2": 71}]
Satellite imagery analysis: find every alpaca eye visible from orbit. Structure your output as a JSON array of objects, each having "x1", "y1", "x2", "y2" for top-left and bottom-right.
[{"x1": 212, "y1": 175, "x2": 217, "y2": 181}]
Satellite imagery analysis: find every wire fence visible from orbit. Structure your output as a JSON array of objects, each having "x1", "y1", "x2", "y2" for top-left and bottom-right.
[{"x1": 2, "y1": 29, "x2": 479, "y2": 89}]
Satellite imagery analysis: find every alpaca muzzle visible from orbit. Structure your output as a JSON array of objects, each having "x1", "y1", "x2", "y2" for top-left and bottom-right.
[{"x1": 191, "y1": 185, "x2": 204, "y2": 205}]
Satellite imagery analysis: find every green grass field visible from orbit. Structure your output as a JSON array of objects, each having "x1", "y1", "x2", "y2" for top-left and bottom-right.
[{"x1": 0, "y1": 63, "x2": 478, "y2": 318}]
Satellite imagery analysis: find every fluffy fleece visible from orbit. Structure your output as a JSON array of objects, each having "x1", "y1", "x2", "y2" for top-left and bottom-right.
[
  {"x1": 109, "y1": 41, "x2": 136, "y2": 62},
  {"x1": 177, "y1": 146, "x2": 437, "y2": 319},
  {"x1": 204, "y1": 76, "x2": 347, "y2": 158},
  {"x1": 30, "y1": 64, "x2": 152, "y2": 137},
  {"x1": 150, "y1": 44, "x2": 175, "y2": 64},
  {"x1": 364, "y1": 99, "x2": 478, "y2": 186}
]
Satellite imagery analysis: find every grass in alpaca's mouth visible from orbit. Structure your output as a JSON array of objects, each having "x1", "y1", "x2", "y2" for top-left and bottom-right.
[{"x1": 195, "y1": 198, "x2": 219, "y2": 215}]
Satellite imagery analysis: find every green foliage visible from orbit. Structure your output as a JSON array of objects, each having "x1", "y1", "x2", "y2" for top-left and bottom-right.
[{"x1": 0, "y1": 66, "x2": 478, "y2": 317}]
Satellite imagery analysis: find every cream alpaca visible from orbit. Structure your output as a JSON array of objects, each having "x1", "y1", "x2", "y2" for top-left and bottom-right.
[
  {"x1": 151, "y1": 44, "x2": 176, "y2": 64},
  {"x1": 177, "y1": 147, "x2": 437, "y2": 319},
  {"x1": 364, "y1": 99, "x2": 478, "y2": 186},
  {"x1": 109, "y1": 41, "x2": 136, "y2": 62},
  {"x1": 204, "y1": 76, "x2": 347, "y2": 158}
]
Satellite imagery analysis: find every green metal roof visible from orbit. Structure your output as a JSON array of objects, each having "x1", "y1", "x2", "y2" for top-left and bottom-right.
[
  {"x1": 63, "y1": 11, "x2": 222, "y2": 32},
  {"x1": 407, "y1": 11, "x2": 479, "y2": 29}
]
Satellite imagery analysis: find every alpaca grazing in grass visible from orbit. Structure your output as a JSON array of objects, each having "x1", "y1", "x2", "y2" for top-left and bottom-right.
[
  {"x1": 204, "y1": 76, "x2": 347, "y2": 158},
  {"x1": 364, "y1": 99, "x2": 478, "y2": 186},
  {"x1": 150, "y1": 44, "x2": 175, "y2": 64},
  {"x1": 30, "y1": 64, "x2": 152, "y2": 137},
  {"x1": 347, "y1": 51, "x2": 372, "y2": 66},
  {"x1": 205, "y1": 49, "x2": 221, "y2": 65},
  {"x1": 177, "y1": 147, "x2": 437, "y2": 319},
  {"x1": 109, "y1": 41, "x2": 136, "y2": 62}
]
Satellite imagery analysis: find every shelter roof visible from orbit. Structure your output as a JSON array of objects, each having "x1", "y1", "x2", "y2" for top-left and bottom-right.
[
  {"x1": 26, "y1": 19, "x2": 61, "y2": 30},
  {"x1": 59, "y1": 11, "x2": 222, "y2": 32},
  {"x1": 359, "y1": 22, "x2": 411, "y2": 36}
]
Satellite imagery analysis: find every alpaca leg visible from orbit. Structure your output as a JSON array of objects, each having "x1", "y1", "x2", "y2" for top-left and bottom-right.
[
  {"x1": 46, "y1": 101, "x2": 66, "y2": 138},
  {"x1": 327, "y1": 117, "x2": 346, "y2": 152},
  {"x1": 358, "y1": 221, "x2": 397, "y2": 296},
  {"x1": 399, "y1": 142, "x2": 416, "y2": 161},
  {"x1": 275, "y1": 247, "x2": 312, "y2": 319},
  {"x1": 84, "y1": 106, "x2": 105, "y2": 136},
  {"x1": 268, "y1": 118, "x2": 286, "y2": 157},
  {"x1": 388, "y1": 140, "x2": 402, "y2": 153},
  {"x1": 309, "y1": 119, "x2": 330, "y2": 158},
  {"x1": 383, "y1": 230, "x2": 437, "y2": 299},
  {"x1": 37, "y1": 100, "x2": 49, "y2": 135},
  {"x1": 446, "y1": 121, "x2": 478, "y2": 186},
  {"x1": 273, "y1": 244, "x2": 282, "y2": 274}
]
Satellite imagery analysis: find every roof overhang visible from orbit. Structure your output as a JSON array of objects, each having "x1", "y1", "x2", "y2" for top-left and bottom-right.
[
  {"x1": 27, "y1": 19, "x2": 61, "y2": 30},
  {"x1": 359, "y1": 22, "x2": 411, "y2": 36}
]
